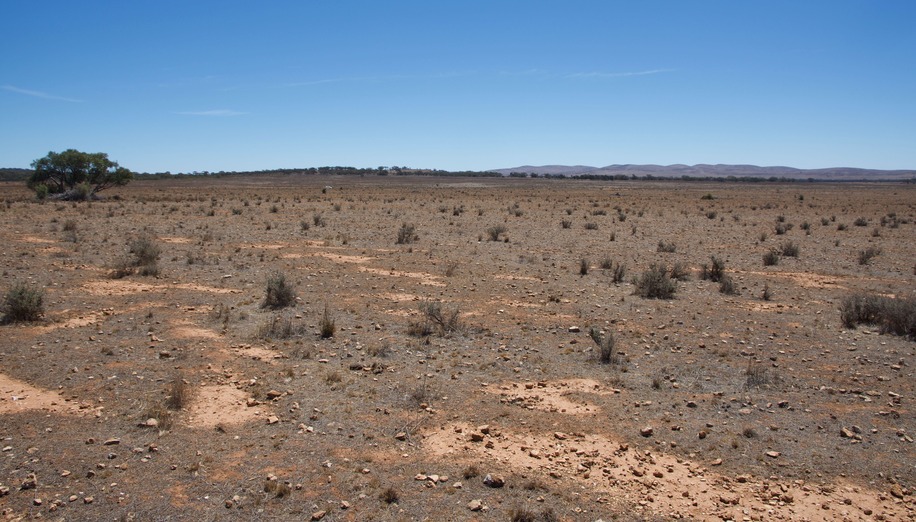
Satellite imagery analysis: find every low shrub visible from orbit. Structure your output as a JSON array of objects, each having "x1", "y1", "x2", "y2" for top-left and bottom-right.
[
  {"x1": 840, "y1": 293, "x2": 915, "y2": 339},
  {"x1": 668, "y1": 261, "x2": 691, "y2": 281},
  {"x1": 635, "y1": 264, "x2": 676, "y2": 299},
  {"x1": 701, "y1": 256, "x2": 726, "y2": 283},
  {"x1": 589, "y1": 327, "x2": 619, "y2": 365},
  {"x1": 319, "y1": 305, "x2": 336, "y2": 339},
  {"x1": 763, "y1": 249, "x2": 780, "y2": 266},
  {"x1": 857, "y1": 246, "x2": 881, "y2": 265},
  {"x1": 719, "y1": 275, "x2": 739, "y2": 295},
  {"x1": 396, "y1": 223, "x2": 417, "y2": 244},
  {"x1": 657, "y1": 240, "x2": 676, "y2": 253},
  {"x1": 262, "y1": 272, "x2": 296, "y2": 309},
  {"x1": 1, "y1": 283, "x2": 44, "y2": 323},
  {"x1": 486, "y1": 224, "x2": 507, "y2": 241},
  {"x1": 780, "y1": 241, "x2": 800, "y2": 258}
]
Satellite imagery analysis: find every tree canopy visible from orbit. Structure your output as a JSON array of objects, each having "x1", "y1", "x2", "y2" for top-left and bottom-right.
[{"x1": 28, "y1": 149, "x2": 132, "y2": 199}]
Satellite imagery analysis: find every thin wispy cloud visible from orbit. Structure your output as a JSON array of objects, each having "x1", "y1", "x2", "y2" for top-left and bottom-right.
[
  {"x1": 1, "y1": 84, "x2": 83, "y2": 102},
  {"x1": 567, "y1": 68, "x2": 675, "y2": 79},
  {"x1": 284, "y1": 71, "x2": 475, "y2": 88},
  {"x1": 176, "y1": 109, "x2": 246, "y2": 116}
]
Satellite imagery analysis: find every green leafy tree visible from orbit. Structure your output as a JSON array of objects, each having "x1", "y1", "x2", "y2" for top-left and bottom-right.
[{"x1": 28, "y1": 149, "x2": 132, "y2": 200}]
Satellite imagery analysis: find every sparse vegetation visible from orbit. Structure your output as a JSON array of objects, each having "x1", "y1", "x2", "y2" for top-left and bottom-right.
[
  {"x1": 701, "y1": 256, "x2": 726, "y2": 282},
  {"x1": 668, "y1": 261, "x2": 691, "y2": 281},
  {"x1": 262, "y1": 272, "x2": 296, "y2": 309},
  {"x1": 258, "y1": 314, "x2": 305, "y2": 339},
  {"x1": 396, "y1": 222, "x2": 418, "y2": 244},
  {"x1": 486, "y1": 224, "x2": 507, "y2": 241},
  {"x1": 1, "y1": 282, "x2": 44, "y2": 323},
  {"x1": 0, "y1": 176, "x2": 911, "y2": 521},
  {"x1": 857, "y1": 246, "x2": 881, "y2": 265},
  {"x1": 319, "y1": 305, "x2": 336, "y2": 338},
  {"x1": 589, "y1": 327, "x2": 619, "y2": 364},
  {"x1": 579, "y1": 257, "x2": 589, "y2": 276},
  {"x1": 763, "y1": 249, "x2": 780, "y2": 266},
  {"x1": 656, "y1": 240, "x2": 676, "y2": 253},
  {"x1": 780, "y1": 240, "x2": 799, "y2": 258},
  {"x1": 409, "y1": 300, "x2": 462, "y2": 337},
  {"x1": 719, "y1": 274, "x2": 739, "y2": 295},
  {"x1": 635, "y1": 264, "x2": 676, "y2": 299},
  {"x1": 840, "y1": 293, "x2": 915, "y2": 339}
]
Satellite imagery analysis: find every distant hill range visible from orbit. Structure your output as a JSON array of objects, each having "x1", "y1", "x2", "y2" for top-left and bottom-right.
[{"x1": 495, "y1": 164, "x2": 916, "y2": 181}]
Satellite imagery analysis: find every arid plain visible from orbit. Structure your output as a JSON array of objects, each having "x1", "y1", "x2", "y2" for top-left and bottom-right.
[{"x1": 0, "y1": 175, "x2": 913, "y2": 521}]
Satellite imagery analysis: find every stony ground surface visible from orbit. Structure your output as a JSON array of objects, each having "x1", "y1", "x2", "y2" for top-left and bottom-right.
[{"x1": 0, "y1": 175, "x2": 913, "y2": 521}]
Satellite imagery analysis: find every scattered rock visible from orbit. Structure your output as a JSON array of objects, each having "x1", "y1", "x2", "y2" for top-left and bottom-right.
[
  {"x1": 311, "y1": 510, "x2": 327, "y2": 520},
  {"x1": 568, "y1": 326, "x2": 580, "y2": 333},
  {"x1": 483, "y1": 474, "x2": 504, "y2": 488},
  {"x1": 468, "y1": 499, "x2": 482, "y2": 511},
  {"x1": 20, "y1": 473, "x2": 37, "y2": 490},
  {"x1": 266, "y1": 416, "x2": 280, "y2": 425},
  {"x1": 640, "y1": 427, "x2": 654, "y2": 437},
  {"x1": 766, "y1": 451, "x2": 781, "y2": 458},
  {"x1": 265, "y1": 390, "x2": 283, "y2": 400},
  {"x1": 889, "y1": 484, "x2": 905, "y2": 499},
  {"x1": 103, "y1": 438, "x2": 121, "y2": 446},
  {"x1": 395, "y1": 432, "x2": 407, "y2": 441}
]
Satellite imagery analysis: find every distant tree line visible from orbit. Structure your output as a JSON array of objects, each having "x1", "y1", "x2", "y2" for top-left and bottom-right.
[
  {"x1": 0, "y1": 168, "x2": 31, "y2": 182},
  {"x1": 133, "y1": 166, "x2": 503, "y2": 179}
]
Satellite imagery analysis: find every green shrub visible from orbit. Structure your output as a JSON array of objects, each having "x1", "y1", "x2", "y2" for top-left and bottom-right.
[
  {"x1": 669, "y1": 261, "x2": 691, "y2": 281},
  {"x1": 396, "y1": 223, "x2": 417, "y2": 244},
  {"x1": 657, "y1": 240, "x2": 676, "y2": 253},
  {"x1": 701, "y1": 256, "x2": 726, "y2": 282},
  {"x1": 719, "y1": 275, "x2": 739, "y2": 295},
  {"x1": 634, "y1": 264, "x2": 676, "y2": 299},
  {"x1": 780, "y1": 241, "x2": 799, "y2": 258},
  {"x1": 262, "y1": 272, "x2": 296, "y2": 309},
  {"x1": 857, "y1": 246, "x2": 881, "y2": 265},
  {"x1": 486, "y1": 225, "x2": 507, "y2": 241},
  {"x1": 130, "y1": 236, "x2": 160, "y2": 265},
  {"x1": 1, "y1": 283, "x2": 44, "y2": 323},
  {"x1": 840, "y1": 293, "x2": 915, "y2": 339},
  {"x1": 588, "y1": 327, "x2": 619, "y2": 364},
  {"x1": 763, "y1": 249, "x2": 780, "y2": 266},
  {"x1": 611, "y1": 262, "x2": 627, "y2": 283}
]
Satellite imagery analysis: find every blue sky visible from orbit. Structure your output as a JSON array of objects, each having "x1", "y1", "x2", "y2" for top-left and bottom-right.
[{"x1": 2, "y1": 1, "x2": 915, "y2": 173}]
